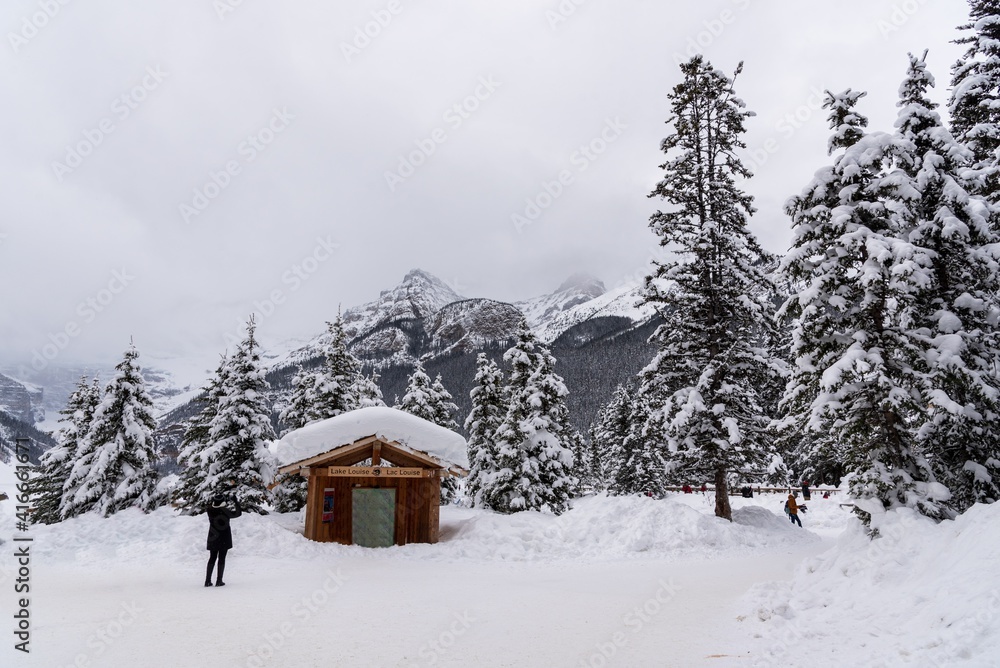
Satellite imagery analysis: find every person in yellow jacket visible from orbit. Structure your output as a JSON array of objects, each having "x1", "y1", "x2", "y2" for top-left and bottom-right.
[{"x1": 785, "y1": 493, "x2": 802, "y2": 527}]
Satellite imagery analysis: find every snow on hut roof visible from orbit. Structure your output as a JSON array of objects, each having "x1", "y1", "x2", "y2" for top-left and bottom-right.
[{"x1": 274, "y1": 406, "x2": 469, "y2": 469}]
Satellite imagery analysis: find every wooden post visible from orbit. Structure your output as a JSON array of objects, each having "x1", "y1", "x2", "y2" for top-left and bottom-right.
[{"x1": 304, "y1": 470, "x2": 326, "y2": 540}]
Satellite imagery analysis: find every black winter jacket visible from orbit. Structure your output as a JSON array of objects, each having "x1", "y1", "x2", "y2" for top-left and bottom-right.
[{"x1": 206, "y1": 500, "x2": 242, "y2": 551}]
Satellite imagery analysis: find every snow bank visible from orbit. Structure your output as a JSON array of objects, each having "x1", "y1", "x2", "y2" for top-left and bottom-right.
[
  {"x1": 742, "y1": 503, "x2": 1000, "y2": 666},
  {"x1": 28, "y1": 507, "x2": 336, "y2": 565},
  {"x1": 273, "y1": 406, "x2": 468, "y2": 469},
  {"x1": 415, "y1": 495, "x2": 819, "y2": 562},
  {"x1": 671, "y1": 489, "x2": 852, "y2": 537},
  {"x1": 28, "y1": 494, "x2": 822, "y2": 567}
]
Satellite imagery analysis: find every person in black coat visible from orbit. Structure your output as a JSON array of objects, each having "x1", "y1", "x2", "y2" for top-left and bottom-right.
[{"x1": 205, "y1": 493, "x2": 242, "y2": 587}]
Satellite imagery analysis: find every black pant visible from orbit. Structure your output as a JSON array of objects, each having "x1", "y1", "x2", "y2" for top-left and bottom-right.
[
  {"x1": 789, "y1": 513, "x2": 802, "y2": 527},
  {"x1": 206, "y1": 548, "x2": 228, "y2": 584}
]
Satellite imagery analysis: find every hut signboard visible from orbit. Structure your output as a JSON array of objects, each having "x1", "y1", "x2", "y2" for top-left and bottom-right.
[{"x1": 327, "y1": 466, "x2": 429, "y2": 478}]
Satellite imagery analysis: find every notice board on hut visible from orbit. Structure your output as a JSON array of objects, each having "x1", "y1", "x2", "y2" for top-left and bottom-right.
[{"x1": 275, "y1": 407, "x2": 469, "y2": 548}]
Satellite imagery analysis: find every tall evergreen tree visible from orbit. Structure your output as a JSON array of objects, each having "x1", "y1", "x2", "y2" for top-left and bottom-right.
[
  {"x1": 198, "y1": 317, "x2": 277, "y2": 513},
  {"x1": 62, "y1": 343, "x2": 160, "y2": 518},
  {"x1": 895, "y1": 52, "x2": 1000, "y2": 512},
  {"x1": 271, "y1": 469, "x2": 309, "y2": 514},
  {"x1": 430, "y1": 374, "x2": 460, "y2": 431},
  {"x1": 279, "y1": 365, "x2": 319, "y2": 435},
  {"x1": 280, "y1": 359, "x2": 381, "y2": 437},
  {"x1": 29, "y1": 376, "x2": 99, "y2": 524},
  {"x1": 586, "y1": 423, "x2": 606, "y2": 491},
  {"x1": 949, "y1": 0, "x2": 1000, "y2": 191},
  {"x1": 61, "y1": 380, "x2": 104, "y2": 519},
  {"x1": 395, "y1": 362, "x2": 438, "y2": 423},
  {"x1": 464, "y1": 354, "x2": 505, "y2": 508},
  {"x1": 565, "y1": 426, "x2": 593, "y2": 495},
  {"x1": 608, "y1": 392, "x2": 668, "y2": 497},
  {"x1": 397, "y1": 363, "x2": 462, "y2": 503},
  {"x1": 780, "y1": 87, "x2": 947, "y2": 529},
  {"x1": 275, "y1": 361, "x2": 384, "y2": 512},
  {"x1": 312, "y1": 314, "x2": 362, "y2": 420},
  {"x1": 776, "y1": 89, "x2": 870, "y2": 491},
  {"x1": 175, "y1": 354, "x2": 231, "y2": 514},
  {"x1": 355, "y1": 370, "x2": 387, "y2": 409},
  {"x1": 591, "y1": 383, "x2": 635, "y2": 490},
  {"x1": 640, "y1": 56, "x2": 780, "y2": 520},
  {"x1": 485, "y1": 323, "x2": 577, "y2": 515},
  {"x1": 273, "y1": 367, "x2": 320, "y2": 512}
]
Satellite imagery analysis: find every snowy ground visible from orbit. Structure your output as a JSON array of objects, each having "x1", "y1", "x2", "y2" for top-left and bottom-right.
[
  {"x1": 0, "y1": 459, "x2": 845, "y2": 668},
  {"x1": 740, "y1": 501, "x2": 1000, "y2": 667},
  {"x1": 5, "y1": 461, "x2": 993, "y2": 667}
]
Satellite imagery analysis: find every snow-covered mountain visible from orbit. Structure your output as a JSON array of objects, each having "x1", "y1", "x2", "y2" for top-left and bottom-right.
[
  {"x1": 343, "y1": 269, "x2": 464, "y2": 338},
  {"x1": 0, "y1": 372, "x2": 44, "y2": 424},
  {"x1": 0, "y1": 408, "x2": 54, "y2": 463},
  {"x1": 425, "y1": 299, "x2": 525, "y2": 356},
  {"x1": 517, "y1": 275, "x2": 655, "y2": 344},
  {"x1": 516, "y1": 273, "x2": 607, "y2": 334},
  {"x1": 1, "y1": 363, "x2": 193, "y2": 430},
  {"x1": 274, "y1": 269, "x2": 655, "y2": 369},
  {"x1": 278, "y1": 269, "x2": 465, "y2": 367}
]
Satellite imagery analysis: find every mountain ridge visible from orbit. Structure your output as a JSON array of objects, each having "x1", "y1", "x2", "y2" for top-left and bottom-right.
[
  {"x1": 272, "y1": 268, "x2": 654, "y2": 372},
  {"x1": 5, "y1": 268, "x2": 659, "y2": 454}
]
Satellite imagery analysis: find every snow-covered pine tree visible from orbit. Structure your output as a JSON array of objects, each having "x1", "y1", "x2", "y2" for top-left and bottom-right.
[
  {"x1": 608, "y1": 391, "x2": 668, "y2": 497},
  {"x1": 174, "y1": 354, "x2": 231, "y2": 514},
  {"x1": 354, "y1": 370, "x2": 386, "y2": 408},
  {"x1": 312, "y1": 314, "x2": 362, "y2": 420},
  {"x1": 198, "y1": 317, "x2": 278, "y2": 513},
  {"x1": 29, "y1": 376, "x2": 99, "y2": 524},
  {"x1": 894, "y1": 52, "x2": 1000, "y2": 513},
  {"x1": 279, "y1": 365, "x2": 319, "y2": 435},
  {"x1": 565, "y1": 426, "x2": 592, "y2": 495},
  {"x1": 29, "y1": 450, "x2": 71, "y2": 526},
  {"x1": 271, "y1": 470, "x2": 309, "y2": 513},
  {"x1": 464, "y1": 354, "x2": 505, "y2": 508},
  {"x1": 780, "y1": 86, "x2": 947, "y2": 529},
  {"x1": 776, "y1": 90, "x2": 870, "y2": 491},
  {"x1": 949, "y1": 0, "x2": 1000, "y2": 193},
  {"x1": 397, "y1": 364, "x2": 462, "y2": 503},
  {"x1": 60, "y1": 378, "x2": 103, "y2": 520},
  {"x1": 430, "y1": 374, "x2": 460, "y2": 430},
  {"x1": 432, "y1": 372, "x2": 462, "y2": 505},
  {"x1": 62, "y1": 342, "x2": 160, "y2": 518},
  {"x1": 272, "y1": 364, "x2": 311, "y2": 511},
  {"x1": 640, "y1": 56, "x2": 780, "y2": 520},
  {"x1": 590, "y1": 383, "x2": 635, "y2": 490},
  {"x1": 395, "y1": 362, "x2": 438, "y2": 422},
  {"x1": 485, "y1": 323, "x2": 577, "y2": 515},
  {"x1": 585, "y1": 424, "x2": 605, "y2": 490},
  {"x1": 273, "y1": 360, "x2": 384, "y2": 513},
  {"x1": 279, "y1": 349, "x2": 381, "y2": 436}
]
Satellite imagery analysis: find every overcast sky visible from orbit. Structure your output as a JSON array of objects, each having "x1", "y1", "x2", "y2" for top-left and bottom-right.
[{"x1": 0, "y1": 0, "x2": 972, "y2": 380}]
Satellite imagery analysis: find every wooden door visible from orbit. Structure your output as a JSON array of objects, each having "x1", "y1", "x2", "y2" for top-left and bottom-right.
[{"x1": 351, "y1": 488, "x2": 397, "y2": 547}]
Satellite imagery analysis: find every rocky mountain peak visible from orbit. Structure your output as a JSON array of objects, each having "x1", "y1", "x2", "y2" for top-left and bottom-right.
[
  {"x1": 555, "y1": 272, "x2": 606, "y2": 299},
  {"x1": 0, "y1": 373, "x2": 45, "y2": 424}
]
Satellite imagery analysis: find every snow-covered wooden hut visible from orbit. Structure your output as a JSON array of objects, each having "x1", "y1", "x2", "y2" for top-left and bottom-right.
[{"x1": 274, "y1": 407, "x2": 468, "y2": 548}]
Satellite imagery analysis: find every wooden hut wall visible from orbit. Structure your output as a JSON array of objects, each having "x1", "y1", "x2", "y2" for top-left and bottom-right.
[{"x1": 303, "y1": 471, "x2": 442, "y2": 546}]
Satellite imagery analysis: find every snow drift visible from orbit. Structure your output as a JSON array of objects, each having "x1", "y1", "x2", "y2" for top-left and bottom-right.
[
  {"x1": 432, "y1": 495, "x2": 820, "y2": 562},
  {"x1": 25, "y1": 493, "x2": 820, "y2": 567},
  {"x1": 742, "y1": 503, "x2": 1000, "y2": 666}
]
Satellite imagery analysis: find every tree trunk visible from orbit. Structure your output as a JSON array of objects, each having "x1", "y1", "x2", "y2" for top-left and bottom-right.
[{"x1": 714, "y1": 466, "x2": 732, "y2": 521}]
